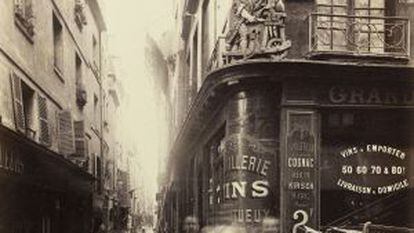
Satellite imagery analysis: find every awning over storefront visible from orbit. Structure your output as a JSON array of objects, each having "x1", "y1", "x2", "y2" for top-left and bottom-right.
[{"x1": 0, "y1": 124, "x2": 94, "y2": 194}]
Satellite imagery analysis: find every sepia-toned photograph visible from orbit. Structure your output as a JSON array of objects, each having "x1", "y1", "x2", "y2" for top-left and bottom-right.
[{"x1": 0, "y1": 0, "x2": 414, "y2": 233}]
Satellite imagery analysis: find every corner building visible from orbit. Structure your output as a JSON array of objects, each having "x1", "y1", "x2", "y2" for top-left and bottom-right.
[{"x1": 159, "y1": 0, "x2": 414, "y2": 233}]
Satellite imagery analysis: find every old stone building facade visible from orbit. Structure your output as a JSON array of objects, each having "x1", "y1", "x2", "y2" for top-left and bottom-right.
[
  {"x1": 158, "y1": 0, "x2": 414, "y2": 233},
  {"x1": 0, "y1": 0, "x2": 129, "y2": 232}
]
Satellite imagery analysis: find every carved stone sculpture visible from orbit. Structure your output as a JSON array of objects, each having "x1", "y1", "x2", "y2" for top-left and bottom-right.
[{"x1": 225, "y1": 0, "x2": 291, "y2": 62}]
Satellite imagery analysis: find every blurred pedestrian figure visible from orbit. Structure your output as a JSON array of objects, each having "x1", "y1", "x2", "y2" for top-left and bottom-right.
[
  {"x1": 183, "y1": 216, "x2": 200, "y2": 233},
  {"x1": 261, "y1": 217, "x2": 280, "y2": 233}
]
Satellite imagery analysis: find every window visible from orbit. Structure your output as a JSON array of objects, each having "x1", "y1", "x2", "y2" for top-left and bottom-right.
[
  {"x1": 353, "y1": 0, "x2": 386, "y2": 53},
  {"x1": 75, "y1": 53, "x2": 82, "y2": 84},
  {"x1": 94, "y1": 93, "x2": 98, "y2": 109},
  {"x1": 315, "y1": 0, "x2": 389, "y2": 53},
  {"x1": 93, "y1": 93, "x2": 100, "y2": 130},
  {"x1": 321, "y1": 109, "x2": 414, "y2": 227},
  {"x1": 14, "y1": 0, "x2": 35, "y2": 40},
  {"x1": 53, "y1": 13, "x2": 64, "y2": 73},
  {"x1": 76, "y1": 53, "x2": 87, "y2": 107},
  {"x1": 21, "y1": 82, "x2": 35, "y2": 139},
  {"x1": 74, "y1": 0, "x2": 87, "y2": 30},
  {"x1": 92, "y1": 35, "x2": 98, "y2": 69},
  {"x1": 11, "y1": 72, "x2": 51, "y2": 144}
]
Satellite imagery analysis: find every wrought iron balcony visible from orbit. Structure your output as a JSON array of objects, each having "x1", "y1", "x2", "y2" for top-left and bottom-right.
[{"x1": 309, "y1": 13, "x2": 410, "y2": 59}]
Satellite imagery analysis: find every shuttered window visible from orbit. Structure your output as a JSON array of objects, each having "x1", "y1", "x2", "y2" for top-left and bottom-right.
[
  {"x1": 38, "y1": 95, "x2": 51, "y2": 146},
  {"x1": 74, "y1": 120, "x2": 87, "y2": 157},
  {"x1": 57, "y1": 110, "x2": 74, "y2": 156},
  {"x1": 10, "y1": 72, "x2": 25, "y2": 133}
]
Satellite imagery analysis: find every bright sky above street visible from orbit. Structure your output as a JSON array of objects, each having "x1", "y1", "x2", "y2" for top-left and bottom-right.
[{"x1": 103, "y1": 0, "x2": 174, "y2": 205}]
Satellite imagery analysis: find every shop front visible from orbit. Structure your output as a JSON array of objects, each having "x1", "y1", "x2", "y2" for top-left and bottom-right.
[
  {"x1": 164, "y1": 61, "x2": 414, "y2": 233},
  {"x1": 0, "y1": 125, "x2": 94, "y2": 233},
  {"x1": 282, "y1": 78, "x2": 414, "y2": 233}
]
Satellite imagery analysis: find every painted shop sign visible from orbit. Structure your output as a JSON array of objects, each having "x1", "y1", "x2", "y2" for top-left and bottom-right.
[
  {"x1": 336, "y1": 144, "x2": 409, "y2": 195},
  {"x1": 0, "y1": 141, "x2": 24, "y2": 174},
  {"x1": 324, "y1": 85, "x2": 414, "y2": 106},
  {"x1": 216, "y1": 135, "x2": 277, "y2": 225},
  {"x1": 282, "y1": 110, "x2": 319, "y2": 233}
]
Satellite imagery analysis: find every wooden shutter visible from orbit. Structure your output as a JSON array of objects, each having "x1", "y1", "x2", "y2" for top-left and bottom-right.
[
  {"x1": 10, "y1": 72, "x2": 25, "y2": 133},
  {"x1": 38, "y1": 95, "x2": 51, "y2": 146},
  {"x1": 74, "y1": 120, "x2": 87, "y2": 157},
  {"x1": 57, "y1": 110, "x2": 74, "y2": 156}
]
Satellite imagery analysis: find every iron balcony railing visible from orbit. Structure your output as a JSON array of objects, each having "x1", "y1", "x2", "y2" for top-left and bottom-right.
[
  {"x1": 206, "y1": 13, "x2": 410, "y2": 73},
  {"x1": 309, "y1": 13, "x2": 410, "y2": 59}
]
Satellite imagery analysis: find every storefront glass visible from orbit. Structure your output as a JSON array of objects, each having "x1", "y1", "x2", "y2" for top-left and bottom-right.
[{"x1": 321, "y1": 109, "x2": 414, "y2": 228}]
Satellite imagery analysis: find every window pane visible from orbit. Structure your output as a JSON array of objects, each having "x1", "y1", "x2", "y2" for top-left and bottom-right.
[
  {"x1": 370, "y1": 33, "x2": 385, "y2": 53},
  {"x1": 371, "y1": 9, "x2": 385, "y2": 17},
  {"x1": 317, "y1": 29, "x2": 332, "y2": 50},
  {"x1": 355, "y1": 0, "x2": 369, "y2": 8},
  {"x1": 317, "y1": 16, "x2": 332, "y2": 28},
  {"x1": 334, "y1": 0, "x2": 347, "y2": 5},
  {"x1": 355, "y1": 18, "x2": 369, "y2": 32},
  {"x1": 333, "y1": 16, "x2": 347, "y2": 29},
  {"x1": 355, "y1": 9, "x2": 369, "y2": 16},
  {"x1": 321, "y1": 109, "x2": 414, "y2": 226},
  {"x1": 333, "y1": 30, "x2": 347, "y2": 50},
  {"x1": 371, "y1": 0, "x2": 385, "y2": 8},
  {"x1": 317, "y1": 0, "x2": 332, "y2": 5},
  {"x1": 357, "y1": 32, "x2": 369, "y2": 51},
  {"x1": 371, "y1": 18, "x2": 384, "y2": 32},
  {"x1": 318, "y1": 6, "x2": 333, "y2": 14},
  {"x1": 333, "y1": 6, "x2": 347, "y2": 15}
]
